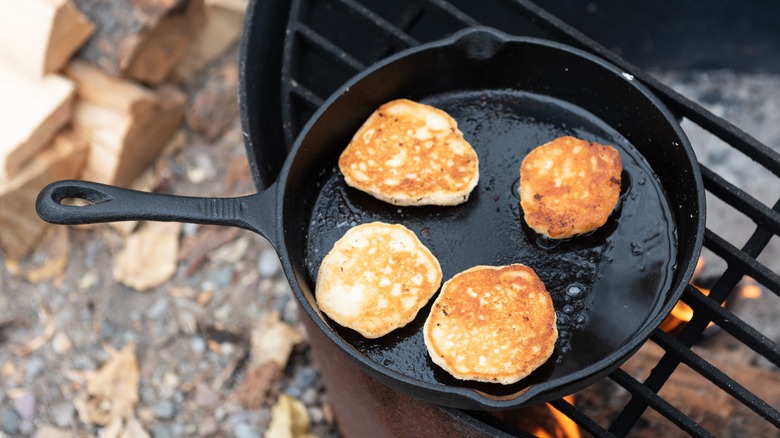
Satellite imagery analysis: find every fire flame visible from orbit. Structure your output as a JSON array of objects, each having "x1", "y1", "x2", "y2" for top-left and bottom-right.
[
  {"x1": 661, "y1": 257, "x2": 762, "y2": 333},
  {"x1": 532, "y1": 396, "x2": 581, "y2": 438}
]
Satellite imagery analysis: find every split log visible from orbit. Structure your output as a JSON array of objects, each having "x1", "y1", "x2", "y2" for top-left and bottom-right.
[
  {"x1": 0, "y1": 61, "x2": 75, "y2": 181},
  {"x1": 0, "y1": 0, "x2": 94, "y2": 77},
  {"x1": 72, "y1": 0, "x2": 206, "y2": 85},
  {"x1": 172, "y1": 0, "x2": 247, "y2": 82},
  {"x1": 184, "y1": 63, "x2": 239, "y2": 141},
  {"x1": 65, "y1": 61, "x2": 186, "y2": 186},
  {"x1": 0, "y1": 130, "x2": 88, "y2": 259}
]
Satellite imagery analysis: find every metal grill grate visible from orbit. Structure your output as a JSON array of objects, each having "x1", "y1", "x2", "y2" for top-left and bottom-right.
[{"x1": 259, "y1": 0, "x2": 780, "y2": 435}]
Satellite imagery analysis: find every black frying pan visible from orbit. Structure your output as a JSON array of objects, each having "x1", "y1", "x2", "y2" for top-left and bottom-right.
[{"x1": 36, "y1": 27, "x2": 705, "y2": 410}]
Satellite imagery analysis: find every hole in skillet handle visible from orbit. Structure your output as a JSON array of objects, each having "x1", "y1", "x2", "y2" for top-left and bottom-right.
[{"x1": 36, "y1": 180, "x2": 120, "y2": 225}]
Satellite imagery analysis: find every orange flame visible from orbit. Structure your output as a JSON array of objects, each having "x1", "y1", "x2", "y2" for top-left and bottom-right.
[
  {"x1": 532, "y1": 396, "x2": 581, "y2": 438},
  {"x1": 661, "y1": 258, "x2": 763, "y2": 333},
  {"x1": 739, "y1": 282, "x2": 762, "y2": 300}
]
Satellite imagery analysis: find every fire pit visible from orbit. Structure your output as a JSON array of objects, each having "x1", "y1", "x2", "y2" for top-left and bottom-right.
[{"x1": 239, "y1": 0, "x2": 780, "y2": 436}]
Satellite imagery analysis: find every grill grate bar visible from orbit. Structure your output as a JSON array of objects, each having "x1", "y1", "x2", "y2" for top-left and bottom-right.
[
  {"x1": 502, "y1": 0, "x2": 780, "y2": 179},
  {"x1": 295, "y1": 22, "x2": 367, "y2": 72},
  {"x1": 682, "y1": 285, "x2": 780, "y2": 367},
  {"x1": 700, "y1": 166, "x2": 780, "y2": 236},
  {"x1": 289, "y1": 81, "x2": 325, "y2": 109},
  {"x1": 280, "y1": 1, "x2": 780, "y2": 435},
  {"x1": 652, "y1": 330, "x2": 780, "y2": 428},
  {"x1": 549, "y1": 398, "x2": 615, "y2": 438},
  {"x1": 608, "y1": 369, "x2": 714, "y2": 438},
  {"x1": 416, "y1": 0, "x2": 482, "y2": 27},
  {"x1": 704, "y1": 229, "x2": 780, "y2": 298},
  {"x1": 612, "y1": 189, "x2": 780, "y2": 434},
  {"x1": 329, "y1": 0, "x2": 419, "y2": 48}
]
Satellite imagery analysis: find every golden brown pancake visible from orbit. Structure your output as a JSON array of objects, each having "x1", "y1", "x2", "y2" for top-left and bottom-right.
[
  {"x1": 316, "y1": 222, "x2": 442, "y2": 338},
  {"x1": 424, "y1": 264, "x2": 557, "y2": 385},
  {"x1": 520, "y1": 136, "x2": 622, "y2": 239},
  {"x1": 338, "y1": 99, "x2": 479, "y2": 206}
]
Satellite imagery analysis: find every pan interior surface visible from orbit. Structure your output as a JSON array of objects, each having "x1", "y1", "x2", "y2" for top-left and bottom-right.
[{"x1": 303, "y1": 88, "x2": 677, "y2": 399}]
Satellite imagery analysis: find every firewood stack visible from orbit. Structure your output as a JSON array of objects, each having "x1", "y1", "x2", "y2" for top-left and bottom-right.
[{"x1": 0, "y1": 0, "x2": 247, "y2": 260}]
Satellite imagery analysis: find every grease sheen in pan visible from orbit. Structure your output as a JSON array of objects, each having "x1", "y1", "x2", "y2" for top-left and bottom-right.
[{"x1": 305, "y1": 89, "x2": 676, "y2": 398}]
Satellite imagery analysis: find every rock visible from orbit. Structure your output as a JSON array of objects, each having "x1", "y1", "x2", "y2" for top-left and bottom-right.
[
  {"x1": 25, "y1": 356, "x2": 45, "y2": 381},
  {"x1": 191, "y1": 336, "x2": 207, "y2": 354},
  {"x1": 282, "y1": 298, "x2": 300, "y2": 325},
  {"x1": 213, "y1": 266, "x2": 234, "y2": 287},
  {"x1": 258, "y1": 250, "x2": 281, "y2": 277},
  {"x1": 51, "y1": 402, "x2": 74, "y2": 427},
  {"x1": 1, "y1": 408, "x2": 21, "y2": 434},
  {"x1": 12, "y1": 390, "x2": 35, "y2": 419},
  {"x1": 195, "y1": 382, "x2": 221, "y2": 407},
  {"x1": 198, "y1": 415, "x2": 218, "y2": 436},
  {"x1": 301, "y1": 387, "x2": 318, "y2": 406},
  {"x1": 151, "y1": 400, "x2": 176, "y2": 420},
  {"x1": 152, "y1": 424, "x2": 174, "y2": 438},
  {"x1": 52, "y1": 331, "x2": 73, "y2": 354},
  {"x1": 309, "y1": 407, "x2": 324, "y2": 424},
  {"x1": 295, "y1": 367, "x2": 319, "y2": 388},
  {"x1": 233, "y1": 422, "x2": 261, "y2": 438},
  {"x1": 148, "y1": 297, "x2": 170, "y2": 320},
  {"x1": 182, "y1": 223, "x2": 199, "y2": 236},
  {"x1": 285, "y1": 386, "x2": 302, "y2": 399}
]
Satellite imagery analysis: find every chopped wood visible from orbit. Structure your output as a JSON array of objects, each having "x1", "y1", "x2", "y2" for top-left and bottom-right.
[
  {"x1": 65, "y1": 61, "x2": 186, "y2": 186},
  {"x1": 0, "y1": 62, "x2": 75, "y2": 181},
  {"x1": 172, "y1": 0, "x2": 247, "y2": 82},
  {"x1": 0, "y1": 130, "x2": 88, "y2": 259},
  {"x1": 185, "y1": 63, "x2": 240, "y2": 141},
  {"x1": 0, "y1": 0, "x2": 94, "y2": 77},
  {"x1": 72, "y1": 0, "x2": 206, "y2": 85},
  {"x1": 236, "y1": 362, "x2": 280, "y2": 409}
]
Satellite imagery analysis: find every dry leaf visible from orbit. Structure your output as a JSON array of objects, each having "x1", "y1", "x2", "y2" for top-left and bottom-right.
[
  {"x1": 236, "y1": 312, "x2": 303, "y2": 409},
  {"x1": 34, "y1": 425, "x2": 76, "y2": 438},
  {"x1": 113, "y1": 222, "x2": 182, "y2": 291},
  {"x1": 251, "y1": 312, "x2": 303, "y2": 368},
  {"x1": 265, "y1": 394, "x2": 315, "y2": 438},
  {"x1": 12, "y1": 301, "x2": 56, "y2": 356},
  {"x1": 73, "y1": 343, "x2": 142, "y2": 433},
  {"x1": 4, "y1": 226, "x2": 69, "y2": 284}
]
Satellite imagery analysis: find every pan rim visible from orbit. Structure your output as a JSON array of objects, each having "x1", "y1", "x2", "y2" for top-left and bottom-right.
[{"x1": 273, "y1": 26, "x2": 706, "y2": 409}]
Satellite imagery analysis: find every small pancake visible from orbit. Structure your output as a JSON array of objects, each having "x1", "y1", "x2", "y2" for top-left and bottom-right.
[
  {"x1": 338, "y1": 99, "x2": 479, "y2": 206},
  {"x1": 424, "y1": 264, "x2": 557, "y2": 385},
  {"x1": 316, "y1": 222, "x2": 442, "y2": 338},
  {"x1": 520, "y1": 136, "x2": 622, "y2": 239}
]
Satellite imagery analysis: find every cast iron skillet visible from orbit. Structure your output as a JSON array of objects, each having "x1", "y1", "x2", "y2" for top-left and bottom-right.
[{"x1": 36, "y1": 27, "x2": 705, "y2": 410}]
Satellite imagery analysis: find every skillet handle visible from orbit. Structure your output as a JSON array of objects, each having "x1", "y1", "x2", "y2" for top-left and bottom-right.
[{"x1": 36, "y1": 180, "x2": 275, "y2": 237}]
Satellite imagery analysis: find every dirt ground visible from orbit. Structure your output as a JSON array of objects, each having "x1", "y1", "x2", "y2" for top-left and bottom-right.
[{"x1": 0, "y1": 46, "x2": 340, "y2": 437}]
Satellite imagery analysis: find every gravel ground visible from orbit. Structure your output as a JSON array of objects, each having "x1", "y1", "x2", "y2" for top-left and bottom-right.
[{"x1": 1, "y1": 67, "x2": 778, "y2": 437}]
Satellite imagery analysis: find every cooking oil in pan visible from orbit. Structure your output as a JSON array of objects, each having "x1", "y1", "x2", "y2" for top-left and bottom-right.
[{"x1": 304, "y1": 89, "x2": 677, "y2": 393}]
